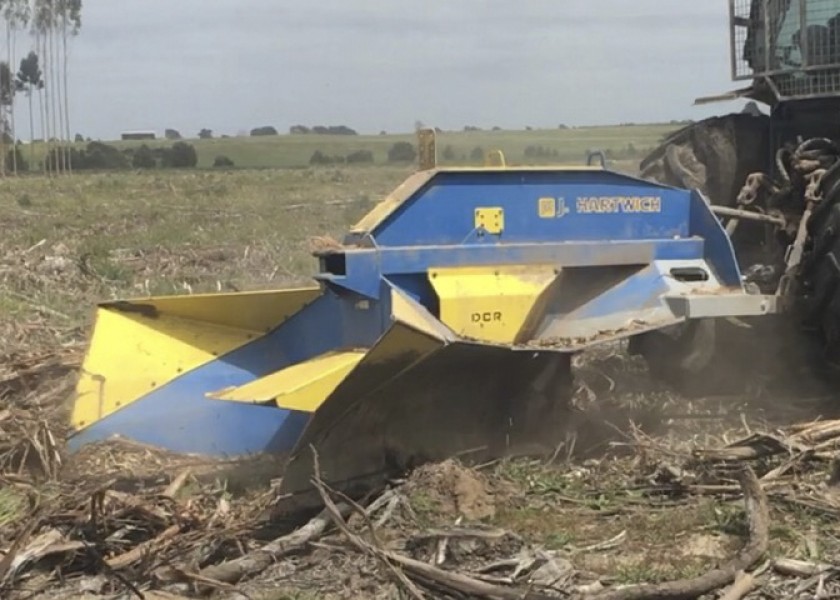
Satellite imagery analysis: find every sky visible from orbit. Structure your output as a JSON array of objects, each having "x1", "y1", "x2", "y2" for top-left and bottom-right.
[{"x1": 52, "y1": 0, "x2": 751, "y2": 139}]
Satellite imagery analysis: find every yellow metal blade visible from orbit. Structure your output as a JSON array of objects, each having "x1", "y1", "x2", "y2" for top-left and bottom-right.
[
  {"x1": 72, "y1": 288, "x2": 321, "y2": 431},
  {"x1": 207, "y1": 350, "x2": 366, "y2": 412},
  {"x1": 73, "y1": 309, "x2": 258, "y2": 430},
  {"x1": 112, "y1": 287, "x2": 322, "y2": 333},
  {"x1": 429, "y1": 265, "x2": 557, "y2": 344}
]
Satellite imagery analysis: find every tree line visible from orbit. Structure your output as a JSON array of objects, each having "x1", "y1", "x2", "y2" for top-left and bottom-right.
[
  {"x1": 41, "y1": 139, "x2": 199, "y2": 171},
  {"x1": 0, "y1": 0, "x2": 82, "y2": 177},
  {"x1": 290, "y1": 125, "x2": 357, "y2": 136}
]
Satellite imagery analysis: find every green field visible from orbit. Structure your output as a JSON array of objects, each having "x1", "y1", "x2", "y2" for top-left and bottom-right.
[
  {"x1": 0, "y1": 167, "x2": 410, "y2": 334},
  {"x1": 22, "y1": 122, "x2": 681, "y2": 170}
]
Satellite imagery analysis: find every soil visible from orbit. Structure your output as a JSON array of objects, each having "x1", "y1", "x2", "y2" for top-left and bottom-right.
[{"x1": 402, "y1": 459, "x2": 497, "y2": 521}]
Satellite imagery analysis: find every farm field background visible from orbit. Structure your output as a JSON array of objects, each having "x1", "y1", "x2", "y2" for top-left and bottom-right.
[
  {"x1": 18, "y1": 122, "x2": 680, "y2": 170},
  {"x1": 0, "y1": 122, "x2": 680, "y2": 336},
  {"x1": 151, "y1": 123, "x2": 678, "y2": 169}
]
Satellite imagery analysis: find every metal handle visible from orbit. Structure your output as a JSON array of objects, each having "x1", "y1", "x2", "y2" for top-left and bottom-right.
[{"x1": 585, "y1": 150, "x2": 606, "y2": 167}]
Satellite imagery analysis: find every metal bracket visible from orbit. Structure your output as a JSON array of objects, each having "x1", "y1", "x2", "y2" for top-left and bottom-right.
[
  {"x1": 485, "y1": 150, "x2": 506, "y2": 167},
  {"x1": 585, "y1": 149, "x2": 607, "y2": 167},
  {"x1": 665, "y1": 294, "x2": 779, "y2": 319}
]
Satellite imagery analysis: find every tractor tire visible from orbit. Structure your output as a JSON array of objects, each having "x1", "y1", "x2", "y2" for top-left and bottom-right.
[
  {"x1": 633, "y1": 113, "x2": 777, "y2": 396},
  {"x1": 641, "y1": 113, "x2": 773, "y2": 268},
  {"x1": 798, "y1": 160, "x2": 840, "y2": 371},
  {"x1": 640, "y1": 113, "x2": 772, "y2": 208}
]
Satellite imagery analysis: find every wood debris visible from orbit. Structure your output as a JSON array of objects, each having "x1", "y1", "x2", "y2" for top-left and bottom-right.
[{"x1": 3, "y1": 348, "x2": 840, "y2": 598}]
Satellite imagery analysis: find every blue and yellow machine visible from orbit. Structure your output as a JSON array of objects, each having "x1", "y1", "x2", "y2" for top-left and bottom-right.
[{"x1": 69, "y1": 138, "x2": 778, "y2": 501}]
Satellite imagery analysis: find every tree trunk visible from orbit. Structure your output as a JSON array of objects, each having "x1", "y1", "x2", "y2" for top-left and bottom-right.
[
  {"x1": 62, "y1": 13, "x2": 71, "y2": 174},
  {"x1": 0, "y1": 26, "x2": 7, "y2": 178},
  {"x1": 53, "y1": 19, "x2": 64, "y2": 174},
  {"x1": 38, "y1": 86, "x2": 46, "y2": 175},
  {"x1": 11, "y1": 21, "x2": 17, "y2": 176},
  {"x1": 28, "y1": 89, "x2": 33, "y2": 168},
  {"x1": 45, "y1": 26, "x2": 55, "y2": 174},
  {"x1": 39, "y1": 32, "x2": 50, "y2": 177},
  {"x1": 7, "y1": 20, "x2": 16, "y2": 176},
  {"x1": 50, "y1": 22, "x2": 62, "y2": 175}
]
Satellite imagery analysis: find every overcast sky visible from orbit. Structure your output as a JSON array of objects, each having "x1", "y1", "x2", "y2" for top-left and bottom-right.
[{"x1": 56, "y1": 1, "x2": 749, "y2": 139}]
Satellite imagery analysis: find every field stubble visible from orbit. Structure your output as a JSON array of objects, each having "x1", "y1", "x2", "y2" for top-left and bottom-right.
[{"x1": 1, "y1": 165, "x2": 840, "y2": 599}]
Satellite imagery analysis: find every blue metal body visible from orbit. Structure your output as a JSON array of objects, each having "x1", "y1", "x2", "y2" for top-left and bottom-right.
[
  {"x1": 325, "y1": 169, "x2": 742, "y2": 299},
  {"x1": 69, "y1": 167, "x2": 754, "y2": 458}
]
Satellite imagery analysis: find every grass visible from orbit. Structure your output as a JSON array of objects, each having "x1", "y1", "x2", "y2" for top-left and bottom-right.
[
  {"x1": 258, "y1": 592, "x2": 324, "y2": 600},
  {"x1": 180, "y1": 123, "x2": 675, "y2": 169},
  {"x1": 18, "y1": 122, "x2": 679, "y2": 170},
  {"x1": 408, "y1": 489, "x2": 441, "y2": 518},
  {"x1": 0, "y1": 488, "x2": 26, "y2": 529},
  {"x1": 485, "y1": 457, "x2": 840, "y2": 584},
  {"x1": 0, "y1": 167, "x2": 409, "y2": 328}
]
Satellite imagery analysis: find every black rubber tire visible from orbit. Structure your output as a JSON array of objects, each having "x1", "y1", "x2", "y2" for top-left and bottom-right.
[
  {"x1": 633, "y1": 113, "x2": 777, "y2": 396},
  {"x1": 799, "y1": 176, "x2": 840, "y2": 368},
  {"x1": 640, "y1": 113, "x2": 772, "y2": 207},
  {"x1": 638, "y1": 114, "x2": 840, "y2": 395}
]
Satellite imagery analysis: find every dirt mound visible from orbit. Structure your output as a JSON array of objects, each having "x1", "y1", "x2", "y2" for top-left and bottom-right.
[{"x1": 403, "y1": 459, "x2": 496, "y2": 521}]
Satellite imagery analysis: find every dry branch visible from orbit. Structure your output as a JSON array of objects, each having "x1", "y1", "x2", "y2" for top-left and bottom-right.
[
  {"x1": 588, "y1": 466, "x2": 769, "y2": 600},
  {"x1": 412, "y1": 527, "x2": 511, "y2": 542},
  {"x1": 773, "y1": 558, "x2": 837, "y2": 577},
  {"x1": 162, "y1": 469, "x2": 192, "y2": 499},
  {"x1": 312, "y1": 474, "x2": 556, "y2": 600},
  {"x1": 159, "y1": 566, "x2": 239, "y2": 593},
  {"x1": 719, "y1": 571, "x2": 755, "y2": 600},
  {"x1": 196, "y1": 484, "x2": 399, "y2": 587},
  {"x1": 197, "y1": 503, "x2": 351, "y2": 585},
  {"x1": 694, "y1": 433, "x2": 795, "y2": 462},
  {"x1": 313, "y1": 462, "x2": 770, "y2": 600},
  {"x1": 106, "y1": 524, "x2": 182, "y2": 569},
  {"x1": 790, "y1": 420, "x2": 840, "y2": 444},
  {"x1": 328, "y1": 484, "x2": 427, "y2": 600}
]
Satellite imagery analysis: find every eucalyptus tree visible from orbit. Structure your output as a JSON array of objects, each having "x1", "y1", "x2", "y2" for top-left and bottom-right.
[
  {"x1": 3, "y1": 0, "x2": 31, "y2": 174},
  {"x1": 16, "y1": 49, "x2": 42, "y2": 165},
  {"x1": 0, "y1": 59, "x2": 12, "y2": 175},
  {"x1": 49, "y1": 0, "x2": 62, "y2": 173},
  {"x1": 0, "y1": 0, "x2": 85, "y2": 176},
  {"x1": 58, "y1": 0, "x2": 80, "y2": 173},
  {"x1": 0, "y1": 0, "x2": 10, "y2": 174},
  {"x1": 32, "y1": 0, "x2": 54, "y2": 173}
]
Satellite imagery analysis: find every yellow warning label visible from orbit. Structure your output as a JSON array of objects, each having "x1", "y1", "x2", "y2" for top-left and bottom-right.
[
  {"x1": 538, "y1": 197, "x2": 556, "y2": 218},
  {"x1": 475, "y1": 207, "x2": 504, "y2": 234}
]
